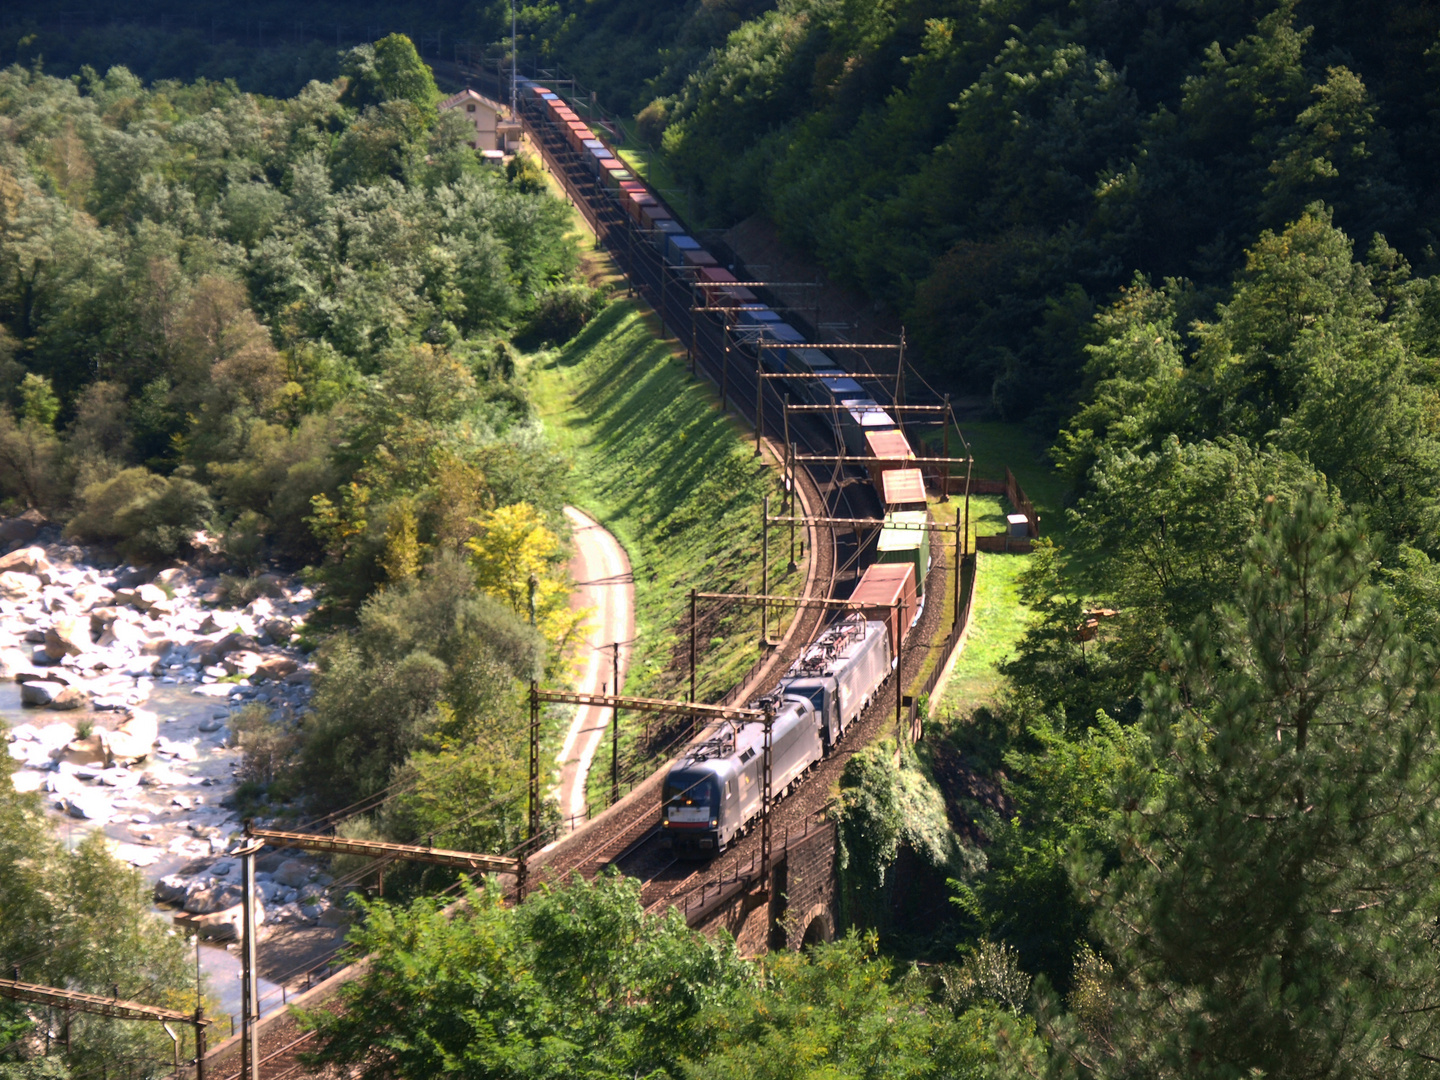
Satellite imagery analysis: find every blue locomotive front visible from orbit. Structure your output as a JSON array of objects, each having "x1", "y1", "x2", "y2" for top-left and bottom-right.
[{"x1": 661, "y1": 763, "x2": 733, "y2": 856}]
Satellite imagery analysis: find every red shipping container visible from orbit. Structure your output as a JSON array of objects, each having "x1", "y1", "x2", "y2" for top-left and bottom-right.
[
  {"x1": 682, "y1": 248, "x2": 719, "y2": 268},
  {"x1": 864, "y1": 429, "x2": 915, "y2": 487},
  {"x1": 881, "y1": 468, "x2": 927, "y2": 510},
  {"x1": 849, "y1": 563, "x2": 918, "y2": 651}
]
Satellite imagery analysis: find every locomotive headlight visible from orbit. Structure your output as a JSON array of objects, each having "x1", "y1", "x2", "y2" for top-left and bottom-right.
[{"x1": 710, "y1": 819, "x2": 717, "y2": 827}]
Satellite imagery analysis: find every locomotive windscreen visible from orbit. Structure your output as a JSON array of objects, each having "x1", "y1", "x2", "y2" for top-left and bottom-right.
[{"x1": 664, "y1": 771, "x2": 718, "y2": 813}]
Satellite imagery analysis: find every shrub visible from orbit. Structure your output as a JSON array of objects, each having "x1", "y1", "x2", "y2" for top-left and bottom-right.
[
  {"x1": 636, "y1": 98, "x2": 670, "y2": 147},
  {"x1": 231, "y1": 704, "x2": 301, "y2": 789},
  {"x1": 65, "y1": 467, "x2": 215, "y2": 562},
  {"x1": 524, "y1": 284, "x2": 607, "y2": 346}
]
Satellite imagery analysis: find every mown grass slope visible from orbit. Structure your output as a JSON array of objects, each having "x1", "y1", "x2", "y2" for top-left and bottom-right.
[{"x1": 532, "y1": 301, "x2": 803, "y2": 802}]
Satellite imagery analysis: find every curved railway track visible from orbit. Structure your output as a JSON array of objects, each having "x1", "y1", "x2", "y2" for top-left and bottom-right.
[{"x1": 209, "y1": 84, "x2": 931, "y2": 1079}]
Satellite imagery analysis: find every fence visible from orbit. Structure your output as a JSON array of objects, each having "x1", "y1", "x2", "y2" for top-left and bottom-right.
[{"x1": 899, "y1": 550, "x2": 977, "y2": 738}]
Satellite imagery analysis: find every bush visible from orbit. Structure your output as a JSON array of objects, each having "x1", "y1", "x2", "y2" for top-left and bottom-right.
[
  {"x1": 524, "y1": 284, "x2": 607, "y2": 346},
  {"x1": 231, "y1": 704, "x2": 301, "y2": 788},
  {"x1": 65, "y1": 467, "x2": 215, "y2": 562},
  {"x1": 636, "y1": 98, "x2": 670, "y2": 147}
]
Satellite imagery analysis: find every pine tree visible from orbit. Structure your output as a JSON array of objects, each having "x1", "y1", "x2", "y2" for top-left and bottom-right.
[{"x1": 1064, "y1": 488, "x2": 1440, "y2": 1078}]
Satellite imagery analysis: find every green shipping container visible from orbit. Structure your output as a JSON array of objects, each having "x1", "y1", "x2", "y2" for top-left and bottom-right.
[{"x1": 876, "y1": 511, "x2": 930, "y2": 596}]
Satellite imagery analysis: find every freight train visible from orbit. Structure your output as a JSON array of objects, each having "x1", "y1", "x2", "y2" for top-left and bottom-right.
[{"x1": 518, "y1": 81, "x2": 934, "y2": 857}]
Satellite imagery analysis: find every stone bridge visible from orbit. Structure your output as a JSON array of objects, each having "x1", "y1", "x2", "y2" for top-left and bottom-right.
[{"x1": 685, "y1": 819, "x2": 841, "y2": 955}]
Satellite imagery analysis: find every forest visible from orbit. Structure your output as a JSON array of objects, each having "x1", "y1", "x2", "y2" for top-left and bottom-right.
[{"x1": 5, "y1": 0, "x2": 1440, "y2": 1076}]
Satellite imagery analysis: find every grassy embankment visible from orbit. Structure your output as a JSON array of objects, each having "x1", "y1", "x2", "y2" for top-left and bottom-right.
[
  {"x1": 913, "y1": 422, "x2": 1064, "y2": 720},
  {"x1": 532, "y1": 301, "x2": 803, "y2": 809}
]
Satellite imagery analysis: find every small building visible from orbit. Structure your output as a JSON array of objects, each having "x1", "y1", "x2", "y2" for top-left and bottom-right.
[{"x1": 439, "y1": 89, "x2": 520, "y2": 153}]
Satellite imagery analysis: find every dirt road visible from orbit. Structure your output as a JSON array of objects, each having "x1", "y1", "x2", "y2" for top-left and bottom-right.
[{"x1": 558, "y1": 506, "x2": 635, "y2": 828}]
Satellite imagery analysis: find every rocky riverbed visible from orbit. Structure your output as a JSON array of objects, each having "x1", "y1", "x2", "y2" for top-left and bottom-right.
[{"x1": 0, "y1": 518, "x2": 350, "y2": 953}]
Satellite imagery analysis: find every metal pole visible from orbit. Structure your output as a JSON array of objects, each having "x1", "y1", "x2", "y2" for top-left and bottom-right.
[
  {"x1": 611, "y1": 644, "x2": 620, "y2": 806},
  {"x1": 690, "y1": 312, "x2": 697, "y2": 377},
  {"x1": 240, "y1": 844, "x2": 259, "y2": 1080},
  {"x1": 509, "y1": 0, "x2": 517, "y2": 116},
  {"x1": 755, "y1": 350, "x2": 763, "y2": 456},
  {"x1": 761, "y1": 495, "x2": 770, "y2": 646},
  {"x1": 761, "y1": 702, "x2": 774, "y2": 885},
  {"x1": 894, "y1": 598, "x2": 902, "y2": 739},
  {"x1": 689, "y1": 588, "x2": 697, "y2": 705},
  {"x1": 789, "y1": 394, "x2": 800, "y2": 570},
  {"x1": 721, "y1": 328, "x2": 729, "y2": 413},
  {"x1": 941, "y1": 393, "x2": 951, "y2": 503},
  {"x1": 954, "y1": 505, "x2": 963, "y2": 627},
  {"x1": 964, "y1": 458, "x2": 972, "y2": 558},
  {"x1": 194, "y1": 1009, "x2": 205, "y2": 1080},
  {"x1": 520, "y1": 681, "x2": 539, "y2": 900}
]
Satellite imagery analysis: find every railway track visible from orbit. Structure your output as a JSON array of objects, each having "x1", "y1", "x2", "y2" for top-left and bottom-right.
[{"x1": 208, "y1": 86, "x2": 924, "y2": 1079}]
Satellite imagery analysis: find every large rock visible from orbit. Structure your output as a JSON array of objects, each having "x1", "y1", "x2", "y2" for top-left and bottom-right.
[
  {"x1": 261, "y1": 618, "x2": 293, "y2": 643},
  {"x1": 20, "y1": 680, "x2": 66, "y2": 706},
  {"x1": 181, "y1": 895, "x2": 265, "y2": 941},
  {"x1": 63, "y1": 792, "x2": 111, "y2": 822},
  {"x1": 55, "y1": 736, "x2": 106, "y2": 766},
  {"x1": 47, "y1": 686, "x2": 90, "y2": 711},
  {"x1": 72, "y1": 583, "x2": 115, "y2": 610},
  {"x1": 103, "y1": 709, "x2": 157, "y2": 763},
  {"x1": 272, "y1": 859, "x2": 313, "y2": 888},
  {"x1": 129, "y1": 583, "x2": 170, "y2": 613},
  {"x1": 0, "y1": 546, "x2": 49, "y2": 578},
  {"x1": 183, "y1": 880, "x2": 244, "y2": 914},
  {"x1": 0, "y1": 514, "x2": 42, "y2": 545},
  {"x1": 154, "y1": 875, "x2": 190, "y2": 905},
  {"x1": 196, "y1": 633, "x2": 258, "y2": 666},
  {"x1": 45, "y1": 616, "x2": 92, "y2": 659},
  {"x1": 222, "y1": 651, "x2": 263, "y2": 678},
  {"x1": 0, "y1": 571, "x2": 41, "y2": 600},
  {"x1": 255, "y1": 655, "x2": 298, "y2": 681},
  {"x1": 16, "y1": 669, "x2": 71, "y2": 686}
]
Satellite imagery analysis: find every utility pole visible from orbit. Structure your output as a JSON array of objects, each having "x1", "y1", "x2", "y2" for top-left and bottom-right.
[
  {"x1": 761, "y1": 495, "x2": 770, "y2": 646},
  {"x1": 522, "y1": 682, "x2": 541, "y2": 899},
  {"x1": 894, "y1": 598, "x2": 903, "y2": 739},
  {"x1": 760, "y1": 701, "x2": 774, "y2": 886},
  {"x1": 238, "y1": 841, "x2": 263, "y2": 1080},
  {"x1": 509, "y1": 0, "x2": 517, "y2": 116},
  {"x1": 941, "y1": 393, "x2": 951, "y2": 503},
  {"x1": 954, "y1": 505, "x2": 963, "y2": 625},
  {"x1": 611, "y1": 643, "x2": 621, "y2": 806},
  {"x1": 689, "y1": 588, "x2": 698, "y2": 706},
  {"x1": 754, "y1": 350, "x2": 764, "y2": 456}
]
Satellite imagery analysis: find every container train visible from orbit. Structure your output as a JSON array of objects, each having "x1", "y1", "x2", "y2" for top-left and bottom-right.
[{"x1": 519, "y1": 80, "x2": 935, "y2": 857}]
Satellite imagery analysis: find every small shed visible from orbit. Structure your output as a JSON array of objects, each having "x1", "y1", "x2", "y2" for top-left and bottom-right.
[{"x1": 1007, "y1": 513, "x2": 1030, "y2": 539}]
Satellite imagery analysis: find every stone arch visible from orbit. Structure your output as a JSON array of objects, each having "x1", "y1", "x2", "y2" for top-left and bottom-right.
[{"x1": 795, "y1": 903, "x2": 834, "y2": 950}]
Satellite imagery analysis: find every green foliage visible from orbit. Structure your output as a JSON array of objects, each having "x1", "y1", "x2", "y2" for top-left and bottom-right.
[
  {"x1": 0, "y1": 750, "x2": 199, "y2": 1072},
  {"x1": 299, "y1": 554, "x2": 544, "y2": 814},
  {"x1": 339, "y1": 35, "x2": 442, "y2": 121},
  {"x1": 835, "y1": 740, "x2": 980, "y2": 933},
  {"x1": 64, "y1": 466, "x2": 214, "y2": 562},
  {"x1": 299, "y1": 873, "x2": 1037, "y2": 1079},
  {"x1": 1052, "y1": 489, "x2": 1440, "y2": 1076},
  {"x1": 0, "y1": 55, "x2": 578, "y2": 577},
  {"x1": 298, "y1": 872, "x2": 753, "y2": 1078}
]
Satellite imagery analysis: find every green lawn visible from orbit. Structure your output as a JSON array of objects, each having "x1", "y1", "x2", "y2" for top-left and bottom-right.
[
  {"x1": 531, "y1": 300, "x2": 803, "y2": 807},
  {"x1": 608, "y1": 121, "x2": 701, "y2": 227},
  {"x1": 918, "y1": 421, "x2": 1064, "y2": 720}
]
